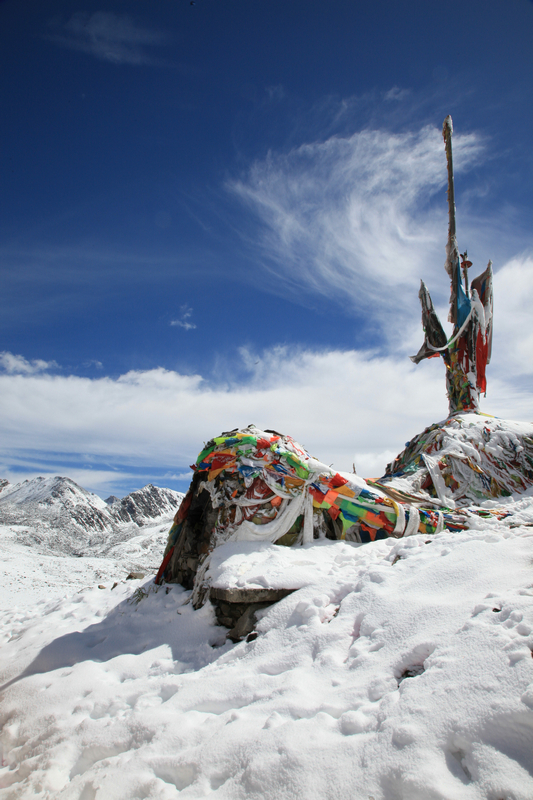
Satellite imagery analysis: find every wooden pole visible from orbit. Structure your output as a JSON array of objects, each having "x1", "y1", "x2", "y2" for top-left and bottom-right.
[{"x1": 443, "y1": 115, "x2": 456, "y2": 247}]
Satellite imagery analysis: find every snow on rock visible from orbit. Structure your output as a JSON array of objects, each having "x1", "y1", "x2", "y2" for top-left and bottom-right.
[
  {"x1": 380, "y1": 413, "x2": 533, "y2": 507},
  {"x1": 1, "y1": 524, "x2": 533, "y2": 799},
  {"x1": 108, "y1": 484, "x2": 184, "y2": 527},
  {"x1": 208, "y1": 539, "x2": 366, "y2": 591}
]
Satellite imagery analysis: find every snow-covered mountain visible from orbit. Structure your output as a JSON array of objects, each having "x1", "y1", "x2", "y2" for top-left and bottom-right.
[
  {"x1": 107, "y1": 483, "x2": 185, "y2": 526},
  {"x1": 0, "y1": 476, "x2": 111, "y2": 532},
  {"x1": 0, "y1": 476, "x2": 184, "y2": 558}
]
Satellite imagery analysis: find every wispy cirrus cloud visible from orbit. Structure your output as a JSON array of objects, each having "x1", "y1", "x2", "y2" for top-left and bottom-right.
[
  {"x1": 170, "y1": 305, "x2": 196, "y2": 331},
  {"x1": 82, "y1": 359, "x2": 104, "y2": 370},
  {"x1": 383, "y1": 86, "x2": 411, "y2": 102},
  {"x1": 45, "y1": 12, "x2": 170, "y2": 66},
  {"x1": 266, "y1": 85, "x2": 286, "y2": 102},
  {"x1": 228, "y1": 124, "x2": 485, "y2": 342}
]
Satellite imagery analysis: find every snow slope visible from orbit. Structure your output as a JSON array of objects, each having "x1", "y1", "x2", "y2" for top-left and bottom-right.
[
  {"x1": 0, "y1": 519, "x2": 172, "y2": 610},
  {"x1": 1, "y1": 520, "x2": 533, "y2": 799}
]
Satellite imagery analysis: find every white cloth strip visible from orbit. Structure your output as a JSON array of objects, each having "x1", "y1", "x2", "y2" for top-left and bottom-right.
[
  {"x1": 391, "y1": 500, "x2": 406, "y2": 536},
  {"x1": 422, "y1": 454, "x2": 456, "y2": 510},
  {"x1": 230, "y1": 490, "x2": 307, "y2": 543},
  {"x1": 302, "y1": 493, "x2": 314, "y2": 544},
  {"x1": 427, "y1": 308, "x2": 473, "y2": 352},
  {"x1": 404, "y1": 506, "x2": 420, "y2": 537},
  {"x1": 233, "y1": 494, "x2": 278, "y2": 508}
]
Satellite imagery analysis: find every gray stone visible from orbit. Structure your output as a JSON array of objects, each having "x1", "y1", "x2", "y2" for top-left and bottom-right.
[
  {"x1": 227, "y1": 603, "x2": 271, "y2": 642},
  {"x1": 210, "y1": 587, "x2": 295, "y2": 605}
]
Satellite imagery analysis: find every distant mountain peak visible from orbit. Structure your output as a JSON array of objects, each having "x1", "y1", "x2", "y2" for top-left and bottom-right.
[
  {"x1": 0, "y1": 475, "x2": 184, "y2": 557},
  {"x1": 108, "y1": 484, "x2": 184, "y2": 526}
]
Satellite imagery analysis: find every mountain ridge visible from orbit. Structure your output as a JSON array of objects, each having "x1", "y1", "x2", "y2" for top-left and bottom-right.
[{"x1": 0, "y1": 475, "x2": 184, "y2": 558}]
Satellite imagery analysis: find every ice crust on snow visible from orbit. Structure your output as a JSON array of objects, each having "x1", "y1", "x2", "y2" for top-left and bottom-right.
[{"x1": 2, "y1": 521, "x2": 533, "y2": 798}]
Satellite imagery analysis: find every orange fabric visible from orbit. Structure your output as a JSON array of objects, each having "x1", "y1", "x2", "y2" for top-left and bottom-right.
[
  {"x1": 335, "y1": 484, "x2": 356, "y2": 498},
  {"x1": 324, "y1": 489, "x2": 340, "y2": 507},
  {"x1": 284, "y1": 476, "x2": 305, "y2": 490},
  {"x1": 208, "y1": 464, "x2": 235, "y2": 481}
]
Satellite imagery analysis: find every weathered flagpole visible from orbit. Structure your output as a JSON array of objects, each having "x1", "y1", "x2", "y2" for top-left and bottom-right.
[
  {"x1": 442, "y1": 115, "x2": 460, "y2": 323},
  {"x1": 443, "y1": 115, "x2": 456, "y2": 244},
  {"x1": 411, "y1": 116, "x2": 493, "y2": 416}
]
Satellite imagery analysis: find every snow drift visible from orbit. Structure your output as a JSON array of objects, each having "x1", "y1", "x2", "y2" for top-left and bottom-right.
[
  {"x1": 1, "y1": 524, "x2": 533, "y2": 799},
  {"x1": 2, "y1": 416, "x2": 533, "y2": 799}
]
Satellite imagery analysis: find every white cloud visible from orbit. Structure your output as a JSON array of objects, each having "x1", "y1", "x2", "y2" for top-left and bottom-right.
[
  {"x1": 491, "y1": 255, "x2": 533, "y2": 380},
  {"x1": 162, "y1": 471, "x2": 194, "y2": 482},
  {"x1": 0, "y1": 352, "x2": 57, "y2": 375},
  {"x1": 45, "y1": 12, "x2": 169, "y2": 65},
  {"x1": 228, "y1": 124, "x2": 485, "y2": 341},
  {"x1": 0, "y1": 349, "x2": 440, "y2": 483},
  {"x1": 2, "y1": 316, "x2": 531, "y2": 496},
  {"x1": 170, "y1": 305, "x2": 196, "y2": 331}
]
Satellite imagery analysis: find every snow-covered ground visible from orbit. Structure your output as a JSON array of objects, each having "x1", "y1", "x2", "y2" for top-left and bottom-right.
[
  {"x1": 2, "y1": 515, "x2": 533, "y2": 798},
  {"x1": 0, "y1": 519, "x2": 171, "y2": 609}
]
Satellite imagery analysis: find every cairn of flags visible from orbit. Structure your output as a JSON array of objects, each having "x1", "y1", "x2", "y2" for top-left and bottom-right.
[{"x1": 156, "y1": 425, "x2": 507, "y2": 586}]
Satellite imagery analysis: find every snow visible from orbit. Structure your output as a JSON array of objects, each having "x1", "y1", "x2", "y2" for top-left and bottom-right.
[
  {"x1": 208, "y1": 539, "x2": 369, "y2": 590},
  {"x1": 2, "y1": 516, "x2": 533, "y2": 798},
  {"x1": 0, "y1": 518, "x2": 172, "y2": 610}
]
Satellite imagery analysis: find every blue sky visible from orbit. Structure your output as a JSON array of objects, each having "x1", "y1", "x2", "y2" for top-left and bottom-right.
[{"x1": 1, "y1": 0, "x2": 533, "y2": 497}]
